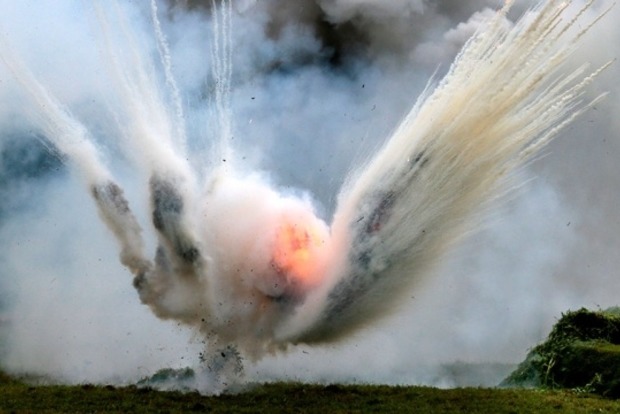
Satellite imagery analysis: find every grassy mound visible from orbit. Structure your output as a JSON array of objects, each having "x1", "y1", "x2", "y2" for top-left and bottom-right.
[{"x1": 503, "y1": 308, "x2": 620, "y2": 398}]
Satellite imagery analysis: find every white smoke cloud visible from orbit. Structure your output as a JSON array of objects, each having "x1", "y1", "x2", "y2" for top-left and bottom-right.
[{"x1": 0, "y1": 0, "x2": 619, "y2": 390}]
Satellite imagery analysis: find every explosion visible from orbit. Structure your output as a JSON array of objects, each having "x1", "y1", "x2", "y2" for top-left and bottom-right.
[
  {"x1": 271, "y1": 215, "x2": 330, "y2": 292},
  {"x1": 0, "y1": 0, "x2": 613, "y2": 386}
]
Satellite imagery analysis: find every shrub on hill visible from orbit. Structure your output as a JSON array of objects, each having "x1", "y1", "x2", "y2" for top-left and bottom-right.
[{"x1": 503, "y1": 308, "x2": 620, "y2": 398}]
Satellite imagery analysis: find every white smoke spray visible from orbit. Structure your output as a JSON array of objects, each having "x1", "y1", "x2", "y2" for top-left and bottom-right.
[{"x1": 0, "y1": 0, "x2": 616, "y2": 390}]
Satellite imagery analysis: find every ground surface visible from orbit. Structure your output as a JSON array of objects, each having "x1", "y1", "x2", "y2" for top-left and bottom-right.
[{"x1": 2, "y1": 370, "x2": 620, "y2": 413}]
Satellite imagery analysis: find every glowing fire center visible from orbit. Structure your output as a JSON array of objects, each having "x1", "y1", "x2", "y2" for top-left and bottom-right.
[{"x1": 271, "y1": 217, "x2": 328, "y2": 290}]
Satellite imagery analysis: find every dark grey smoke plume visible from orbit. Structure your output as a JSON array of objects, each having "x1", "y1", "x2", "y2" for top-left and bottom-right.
[{"x1": 0, "y1": 0, "x2": 618, "y2": 389}]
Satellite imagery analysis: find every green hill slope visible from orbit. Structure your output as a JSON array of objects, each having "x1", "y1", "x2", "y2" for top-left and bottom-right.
[{"x1": 504, "y1": 308, "x2": 620, "y2": 398}]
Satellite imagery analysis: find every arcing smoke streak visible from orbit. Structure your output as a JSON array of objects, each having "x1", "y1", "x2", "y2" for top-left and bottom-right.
[
  {"x1": 0, "y1": 0, "x2": 611, "y2": 366},
  {"x1": 210, "y1": 0, "x2": 234, "y2": 164},
  {"x1": 294, "y1": 0, "x2": 613, "y2": 342},
  {"x1": 150, "y1": 0, "x2": 187, "y2": 154}
]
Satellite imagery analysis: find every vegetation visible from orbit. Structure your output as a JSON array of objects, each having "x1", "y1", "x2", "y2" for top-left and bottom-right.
[
  {"x1": 1, "y1": 370, "x2": 620, "y2": 413},
  {"x1": 4, "y1": 307, "x2": 620, "y2": 412},
  {"x1": 504, "y1": 308, "x2": 620, "y2": 398}
]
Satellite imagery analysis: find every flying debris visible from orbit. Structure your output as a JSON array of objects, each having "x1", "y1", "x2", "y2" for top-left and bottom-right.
[{"x1": 0, "y1": 0, "x2": 612, "y2": 380}]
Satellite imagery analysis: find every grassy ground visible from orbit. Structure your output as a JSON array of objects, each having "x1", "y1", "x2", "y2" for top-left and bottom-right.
[
  {"x1": 2, "y1": 371, "x2": 620, "y2": 413},
  {"x1": 504, "y1": 308, "x2": 620, "y2": 397}
]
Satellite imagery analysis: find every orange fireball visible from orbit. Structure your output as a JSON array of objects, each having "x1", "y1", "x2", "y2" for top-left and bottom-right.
[{"x1": 271, "y1": 218, "x2": 326, "y2": 288}]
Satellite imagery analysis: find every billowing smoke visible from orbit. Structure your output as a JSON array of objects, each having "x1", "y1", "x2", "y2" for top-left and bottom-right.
[{"x1": 0, "y1": 0, "x2": 618, "y2": 391}]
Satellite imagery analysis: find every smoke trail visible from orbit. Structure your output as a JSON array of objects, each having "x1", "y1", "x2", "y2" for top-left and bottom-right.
[
  {"x1": 209, "y1": 0, "x2": 235, "y2": 166},
  {"x1": 150, "y1": 0, "x2": 188, "y2": 153},
  {"x1": 0, "y1": 38, "x2": 109, "y2": 186},
  {"x1": 284, "y1": 0, "x2": 611, "y2": 343},
  {"x1": 0, "y1": 27, "x2": 153, "y2": 287}
]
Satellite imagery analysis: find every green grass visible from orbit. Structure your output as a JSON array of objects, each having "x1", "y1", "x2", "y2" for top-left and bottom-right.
[
  {"x1": 3, "y1": 307, "x2": 620, "y2": 412},
  {"x1": 2, "y1": 372, "x2": 620, "y2": 413},
  {"x1": 504, "y1": 308, "x2": 620, "y2": 397}
]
